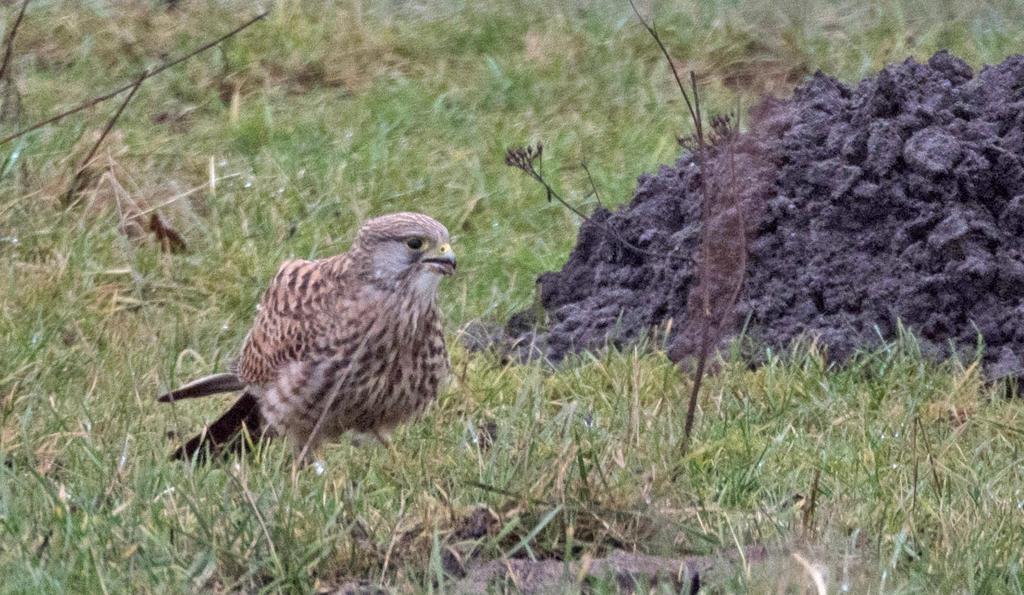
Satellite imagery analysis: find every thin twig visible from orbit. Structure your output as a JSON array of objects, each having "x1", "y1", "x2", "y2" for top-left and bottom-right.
[
  {"x1": 63, "y1": 69, "x2": 147, "y2": 205},
  {"x1": 802, "y1": 467, "x2": 821, "y2": 539},
  {"x1": 626, "y1": 0, "x2": 698, "y2": 130},
  {"x1": 679, "y1": 108, "x2": 710, "y2": 456},
  {"x1": 628, "y1": 2, "x2": 749, "y2": 461},
  {"x1": 623, "y1": 1, "x2": 716, "y2": 459},
  {"x1": 510, "y1": 3, "x2": 750, "y2": 464},
  {"x1": 911, "y1": 414, "x2": 919, "y2": 517},
  {"x1": 580, "y1": 161, "x2": 605, "y2": 210},
  {"x1": 510, "y1": 147, "x2": 591, "y2": 221},
  {"x1": 0, "y1": 9, "x2": 269, "y2": 147},
  {"x1": 0, "y1": 0, "x2": 30, "y2": 84},
  {"x1": 915, "y1": 416, "x2": 943, "y2": 499},
  {"x1": 467, "y1": 480, "x2": 544, "y2": 504},
  {"x1": 689, "y1": 72, "x2": 704, "y2": 157},
  {"x1": 624, "y1": 5, "x2": 719, "y2": 460},
  {"x1": 505, "y1": 146, "x2": 672, "y2": 260},
  {"x1": 678, "y1": 349, "x2": 706, "y2": 456}
]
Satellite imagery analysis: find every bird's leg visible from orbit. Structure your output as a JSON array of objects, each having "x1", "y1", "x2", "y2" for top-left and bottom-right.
[
  {"x1": 289, "y1": 442, "x2": 307, "y2": 478},
  {"x1": 371, "y1": 429, "x2": 392, "y2": 448},
  {"x1": 289, "y1": 429, "x2": 324, "y2": 474},
  {"x1": 372, "y1": 429, "x2": 398, "y2": 465},
  {"x1": 349, "y1": 432, "x2": 373, "y2": 447},
  {"x1": 350, "y1": 430, "x2": 393, "y2": 449}
]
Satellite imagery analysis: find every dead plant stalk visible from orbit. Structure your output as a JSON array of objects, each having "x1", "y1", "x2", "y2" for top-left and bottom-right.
[
  {"x1": 0, "y1": 0, "x2": 31, "y2": 85},
  {"x1": 63, "y1": 70, "x2": 147, "y2": 205},
  {"x1": 506, "y1": 1, "x2": 746, "y2": 463},
  {"x1": 0, "y1": 9, "x2": 269, "y2": 147},
  {"x1": 624, "y1": 1, "x2": 716, "y2": 461}
]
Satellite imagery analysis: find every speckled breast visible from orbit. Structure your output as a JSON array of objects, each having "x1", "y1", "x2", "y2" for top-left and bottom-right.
[{"x1": 323, "y1": 305, "x2": 449, "y2": 437}]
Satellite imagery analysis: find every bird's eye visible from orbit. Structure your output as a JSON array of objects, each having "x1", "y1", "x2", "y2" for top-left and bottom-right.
[{"x1": 406, "y1": 237, "x2": 424, "y2": 250}]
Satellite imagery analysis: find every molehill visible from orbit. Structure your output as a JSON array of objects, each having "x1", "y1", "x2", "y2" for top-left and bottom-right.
[{"x1": 506, "y1": 51, "x2": 1024, "y2": 379}]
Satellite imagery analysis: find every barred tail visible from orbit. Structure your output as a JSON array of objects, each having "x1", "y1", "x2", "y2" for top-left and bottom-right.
[
  {"x1": 171, "y1": 392, "x2": 264, "y2": 461},
  {"x1": 157, "y1": 373, "x2": 245, "y2": 403}
]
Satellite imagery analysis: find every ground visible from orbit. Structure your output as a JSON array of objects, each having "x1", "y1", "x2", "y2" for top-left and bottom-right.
[{"x1": 1, "y1": 1, "x2": 1023, "y2": 593}]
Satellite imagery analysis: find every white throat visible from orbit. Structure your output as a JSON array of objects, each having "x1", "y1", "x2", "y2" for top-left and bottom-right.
[{"x1": 410, "y1": 270, "x2": 442, "y2": 301}]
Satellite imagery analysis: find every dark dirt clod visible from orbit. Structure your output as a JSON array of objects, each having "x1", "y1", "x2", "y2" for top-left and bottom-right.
[
  {"x1": 452, "y1": 506, "x2": 501, "y2": 541},
  {"x1": 502, "y1": 51, "x2": 1024, "y2": 379}
]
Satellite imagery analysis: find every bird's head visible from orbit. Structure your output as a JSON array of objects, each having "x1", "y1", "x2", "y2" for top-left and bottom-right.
[{"x1": 354, "y1": 212, "x2": 456, "y2": 295}]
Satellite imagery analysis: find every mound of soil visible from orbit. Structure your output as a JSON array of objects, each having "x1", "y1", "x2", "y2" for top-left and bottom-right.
[{"x1": 508, "y1": 51, "x2": 1024, "y2": 379}]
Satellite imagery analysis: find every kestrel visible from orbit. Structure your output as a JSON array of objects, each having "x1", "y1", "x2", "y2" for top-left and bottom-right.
[{"x1": 158, "y1": 212, "x2": 455, "y2": 464}]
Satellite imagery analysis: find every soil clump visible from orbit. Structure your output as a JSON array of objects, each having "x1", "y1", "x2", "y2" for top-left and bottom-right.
[{"x1": 503, "y1": 51, "x2": 1024, "y2": 379}]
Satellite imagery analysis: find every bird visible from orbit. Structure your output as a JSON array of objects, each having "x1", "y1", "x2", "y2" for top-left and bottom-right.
[{"x1": 158, "y1": 212, "x2": 456, "y2": 464}]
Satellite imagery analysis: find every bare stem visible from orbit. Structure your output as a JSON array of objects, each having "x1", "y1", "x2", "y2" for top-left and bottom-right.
[
  {"x1": 505, "y1": 146, "x2": 670, "y2": 260},
  {"x1": 509, "y1": 4, "x2": 749, "y2": 466},
  {"x1": 625, "y1": 0, "x2": 699, "y2": 132},
  {"x1": 580, "y1": 161, "x2": 605, "y2": 210},
  {"x1": 802, "y1": 467, "x2": 822, "y2": 539},
  {"x1": 626, "y1": 1, "x2": 743, "y2": 461},
  {"x1": 63, "y1": 70, "x2": 148, "y2": 205},
  {"x1": 0, "y1": 0, "x2": 30, "y2": 85},
  {"x1": 0, "y1": 9, "x2": 269, "y2": 146}
]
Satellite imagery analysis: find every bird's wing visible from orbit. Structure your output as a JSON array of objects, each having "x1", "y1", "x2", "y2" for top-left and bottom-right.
[{"x1": 235, "y1": 257, "x2": 345, "y2": 386}]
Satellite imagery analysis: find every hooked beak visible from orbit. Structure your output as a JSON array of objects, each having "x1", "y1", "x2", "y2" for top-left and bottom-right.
[{"x1": 421, "y1": 242, "x2": 456, "y2": 275}]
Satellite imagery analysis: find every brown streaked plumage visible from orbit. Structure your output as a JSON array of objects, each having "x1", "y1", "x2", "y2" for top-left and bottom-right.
[{"x1": 159, "y1": 212, "x2": 455, "y2": 463}]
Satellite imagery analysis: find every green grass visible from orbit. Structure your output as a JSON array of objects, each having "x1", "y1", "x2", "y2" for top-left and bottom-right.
[{"x1": 2, "y1": 0, "x2": 1023, "y2": 592}]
